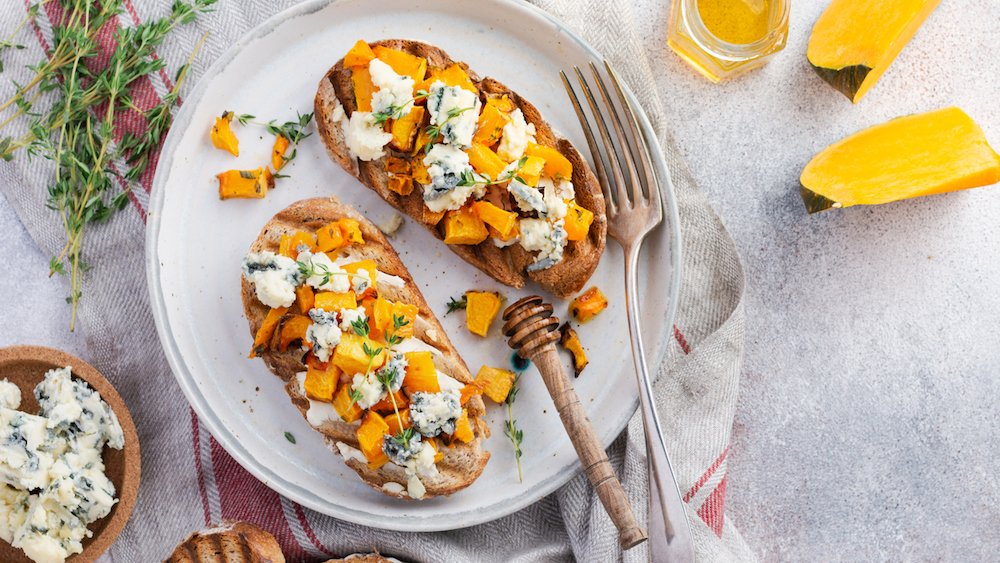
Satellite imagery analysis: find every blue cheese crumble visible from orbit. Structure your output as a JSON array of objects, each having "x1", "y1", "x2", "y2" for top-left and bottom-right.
[
  {"x1": 507, "y1": 176, "x2": 547, "y2": 215},
  {"x1": 426, "y1": 81, "x2": 481, "y2": 149},
  {"x1": 422, "y1": 144, "x2": 484, "y2": 213},
  {"x1": 369, "y1": 59, "x2": 415, "y2": 118},
  {"x1": 346, "y1": 111, "x2": 393, "y2": 162},
  {"x1": 408, "y1": 391, "x2": 462, "y2": 437},
  {"x1": 520, "y1": 218, "x2": 568, "y2": 271},
  {"x1": 242, "y1": 251, "x2": 301, "y2": 308},
  {"x1": 497, "y1": 108, "x2": 536, "y2": 162},
  {"x1": 305, "y1": 309, "x2": 342, "y2": 362},
  {"x1": 296, "y1": 250, "x2": 351, "y2": 294},
  {"x1": 0, "y1": 367, "x2": 124, "y2": 563},
  {"x1": 351, "y1": 373, "x2": 386, "y2": 410},
  {"x1": 376, "y1": 353, "x2": 408, "y2": 393}
]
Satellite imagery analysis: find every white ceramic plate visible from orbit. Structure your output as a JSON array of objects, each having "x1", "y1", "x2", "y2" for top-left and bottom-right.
[{"x1": 147, "y1": 0, "x2": 680, "y2": 531}]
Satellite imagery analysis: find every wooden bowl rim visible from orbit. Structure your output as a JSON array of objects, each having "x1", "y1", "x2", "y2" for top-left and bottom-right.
[{"x1": 0, "y1": 345, "x2": 141, "y2": 563}]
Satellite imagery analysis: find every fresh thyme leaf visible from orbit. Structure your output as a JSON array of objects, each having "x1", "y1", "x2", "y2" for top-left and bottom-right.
[
  {"x1": 423, "y1": 105, "x2": 473, "y2": 153},
  {"x1": 505, "y1": 373, "x2": 524, "y2": 482},
  {"x1": 1, "y1": 0, "x2": 213, "y2": 330},
  {"x1": 284, "y1": 431, "x2": 296, "y2": 444},
  {"x1": 351, "y1": 316, "x2": 370, "y2": 338},
  {"x1": 346, "y1": 386, "x2": 364, "y2": 412},
  {"x1": 445, "y1": 295, "x2": 468, "y2": 315}
]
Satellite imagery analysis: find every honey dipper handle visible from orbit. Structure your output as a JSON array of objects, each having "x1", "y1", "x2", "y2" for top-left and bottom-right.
[{"x1": 530, "y1": 344, "x2": 647, "y2": 550}]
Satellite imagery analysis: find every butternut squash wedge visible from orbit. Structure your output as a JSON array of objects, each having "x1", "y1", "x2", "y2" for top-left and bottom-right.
[
  {"x1": 800, "y1": 107, "x2": 1000, "y2": 213},
  {"x1": 807, "y1": 0, "x2": 942, "y2": 104}
]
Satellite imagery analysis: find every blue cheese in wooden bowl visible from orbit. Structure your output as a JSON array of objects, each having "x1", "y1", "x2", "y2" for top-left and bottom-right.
[{"x1": 0, "y1": 366, "x2": 124, "y2": 563}]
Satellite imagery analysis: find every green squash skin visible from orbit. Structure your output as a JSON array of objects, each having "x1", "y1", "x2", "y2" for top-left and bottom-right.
[
  {"x1": 800, "y1": 184, "x2": 841, "y2": 214},
  {"x1": 809, "y1": 62, "x2": 872, "y2": 102}
]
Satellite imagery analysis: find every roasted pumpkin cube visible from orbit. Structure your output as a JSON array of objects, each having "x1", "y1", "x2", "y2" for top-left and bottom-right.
[
  {"x1": 402, "y1": 351, "x2": 440, "y2": 394},
  {"x1": 517, "y1": 156, "x2": 546, "y2": 187},
  {"x1": 249, "y1": 306, "x2": 288, "y2": 358},
  {"x1": 412, "y1": 157, "x2": 432, "y2": 184},
  {"x1": 370, "y1": 389, "x2": 409, "y2": 414},
  {"x1": 413, "y1": 127, "x2": 434, "y2": 157},
  {"x1": 217, "y1": 167, "x2": 272, "y2": 200},
  {"x1": 385, "y1": 409, "x2": 412, "y2": 435},
  {"x1": 360, "y1": 296, "x2": 380, "y2": 336},
  {"x1": 271, "y1": 135, "x2": 290, "y2": 171},
  {"x1": 343, "y1": 40, "x2": 376, "y2": 67},
  {"x1": 314, "y1": 291, "x2": 357, "y2": 313},
  {"x1": 423, "y1": 204, "x2": 446, "y2": 226},
  {"x1": 488, "y1": 222, "x2": 520, "y2": 243},
  {"x1": 304, "y1": 364, "x2": 341, "y2": 402},
  {"x1": 464, "y1": 291, "x2": 501, "y2": 337},
  {"x1": 388, "y1": 176, "x2": 414, "y2": 196},
  {"x1": 459, "y1": 382, "x2": 485, "y2": 406},
  {"x1": 473, "y1": 98, "x2": 513, "y2": 146},
  {"x1": 278, "y1": 234, "x2": 294, "y2": 258},
  {"x1": 316, "y1": 222, "x2": 345, "y2": 252},
  {"x1": 276, "y1": 315, "x2": 312, "y2": 353},
  {"x1": 429, "y1": 437, "x2": 444, "y2": 462},
  {"x1": 210, "y1": 111, "x2": 239, "y2": 156},
  {"x1": 338, "y1": 218, "x2": 364, "y2": 246},
  {"x1": 357, "y1": 410, "x2": 390, "y2": 467},
  {"x1": 342, "y1": 260, "x2": 378, "y2": 296},
  {"x1": 564, "y1": 201, "x2": 595, "y2": 241},
  {"x1": 373, "y1": 45, "x2": 427, "y2": 84},
  {"x1": 559, "y1": 322, "x2": 589, "y2": 377},
  {"x1": 570, "y1": 286, "x2": 608, "y2": 322},
  {"x1": 288, "y1": 231, "x2": 318, "y2": 257},
  {"x1": 443, "y1": 208, "x2": 489, "y2": 245},
  {"x1": 391, "y1": 301, "x2": 418, "y2": 339},
  {"x1": 351, "y1": 65, "x2": 376, "y2": 113},
  {"x1": 475, "y1": 366, "x2": 516, "y2": 403},
  {"x1": 331, "y1": 381, "x2": 363, "y2": 423},
  {"x1": 466, "y1": 142, "x2": 507, "y2": 181},
  {"x1": 333, "y1": 332, "x2": 386, "y2": 375},
  {"x1": 470, "y1": 201, "x2": 517, "y2": 240},
  {"x1": 385, "y1": 156, "x2": 412, "y2": 175},
  {"x1": 525, "y1": 142, "x2": 573, "y2": 180},
  {"x1": 438, "y1": 63, "x2": 477, "y2": 93},
  {"x1": 295, "y1": 285, "x2": 315, "y2": 315},
  {"x1": 373, "y1": 295, "x2": 394, "y2": 331},
  {"x1": 453, "y1": 409, "x2": 474, "y2": 443},
  {"x1": 390, "y1": 106, "x2": 425, "y2": 152}
]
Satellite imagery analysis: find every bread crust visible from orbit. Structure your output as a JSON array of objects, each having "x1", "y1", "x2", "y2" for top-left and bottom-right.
[
  {"x1": 242, "y1": 197, "x2": 489, "y2": 500},
  {"x1": 314, "y1": 39, "x2": 606, "y2": 299},
  {"x1": 164, "y1": 520, "x2": 284, "y2": 563}
]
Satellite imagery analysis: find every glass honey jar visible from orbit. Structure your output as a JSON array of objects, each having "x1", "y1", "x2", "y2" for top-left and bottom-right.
[{"x1": 668, "y1": 0, "x2": 790, "y2": 82}]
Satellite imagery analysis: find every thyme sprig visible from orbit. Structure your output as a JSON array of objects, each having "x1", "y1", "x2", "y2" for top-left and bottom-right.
[
  {"x1": 423, "y1": 106, "x2": 474, "y2": 154},
  {"x1": 0, "y1": 0, "x2": 215, "y2": 330},
  {"x1": 296, "y1": 258, "x2": 351, "y2": 288},
  {"x1": 232, "y1": 111, "x2": 314, "y2": 175},
  {"x1": 345, "y1": 315, "x2": 385, "y2": 411},
  {"x1": 445, "y1": 295, "x2": 467, "y2": 315},
  {"x1": 457, "y1": 155, "x2": 529, "y2": 188},
  {"x1": 372, "y1": 90, "x2": 428, "y2": 126},
  {"x1": 504, "y1": 372, "x2": 524, "y2": 482}
]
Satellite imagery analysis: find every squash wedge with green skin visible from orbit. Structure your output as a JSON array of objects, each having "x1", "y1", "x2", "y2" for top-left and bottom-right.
[
  {"x1": 800, "y1": 107, "x2": 1000, "y2": 214},
  {"x1": 807, "y1": 0, "x2": 942, "y2": 103}
]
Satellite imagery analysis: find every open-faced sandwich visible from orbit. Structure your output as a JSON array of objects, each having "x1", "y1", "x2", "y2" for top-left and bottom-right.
[
  {"x1": 241, "y1": 197, "x2": 489, "y2": 500},
  {"x1": 315, "y1": 39, "x2": 606, "y2": 299}
]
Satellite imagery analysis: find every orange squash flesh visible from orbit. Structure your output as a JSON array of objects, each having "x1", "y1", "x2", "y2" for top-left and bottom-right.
[
  {"x1": 402, "y1": 352, "x2": 440, "y2": 394},
  {"x1": 475, "y1": 366, "x2": 516, "y2": 403},
  {"x1": 249, "y1": 306, "x2": 288, "y2": 358},
  {"x1": 464, "y1": 291, "x2": 501, "y2": 337},
  {"x1": 800, "y1": 107, "x2": 1000, "y2": 213},
  {"x1": 807, "y1": 0, "x2": 942, "y2": 104}
]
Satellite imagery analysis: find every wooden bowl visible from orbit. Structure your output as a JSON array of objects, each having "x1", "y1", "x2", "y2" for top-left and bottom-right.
[{"x1": 0, "y1": 345, "x2": 141, "y2": 563}]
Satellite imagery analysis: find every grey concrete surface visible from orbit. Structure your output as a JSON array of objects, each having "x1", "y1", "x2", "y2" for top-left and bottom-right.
[
  {"x1": 1, "y1": 1, "x2": 998, "y2": 561},
  {"x1": 632, "y1": 0, "x2": 1000, "y2": 561}
]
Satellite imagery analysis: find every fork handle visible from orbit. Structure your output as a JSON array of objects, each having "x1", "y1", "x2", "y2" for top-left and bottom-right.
[
  {"x1": 529, "y1": 343, "x2": 648, "y2": 550},
  {"x1": 623, "y1": 241, "x2": 695, "y2": 563}
]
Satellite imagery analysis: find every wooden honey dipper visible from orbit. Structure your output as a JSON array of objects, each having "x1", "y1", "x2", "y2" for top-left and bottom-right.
[{"x1": 502, "y1": 295, "x2": 647, "y2": 550}]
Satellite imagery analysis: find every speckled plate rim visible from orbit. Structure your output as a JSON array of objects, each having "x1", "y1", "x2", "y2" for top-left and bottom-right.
[
  {"x1": 0, "y1": 345, "x2": 141, "y2": 563},
  {"x1": 146, "y1": 0, "x2": 681, "y2": 531}
]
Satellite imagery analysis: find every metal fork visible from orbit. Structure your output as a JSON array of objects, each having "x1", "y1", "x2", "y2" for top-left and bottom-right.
[{"x1": 562, "y1": 62, "x2": 695, "y2": 562}]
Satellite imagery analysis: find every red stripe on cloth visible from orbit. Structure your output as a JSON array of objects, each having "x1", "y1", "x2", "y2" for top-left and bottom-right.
[
  {"x1": 122, "y1": 0, "x2": 177, "y2": 93},
  {"x1": 189, "y1": 408, "x2": 211, "y2": 526},
  {"x1": 673, "y1": 325, "x2": 690, "y2": 354},
  {"x1": 24, "y1": 1, "x2": 49, "y2": 52},
  {"x1": 683, "y1": 446, "x2": 728, "y2": 503},
  {"x1": 697, "y1": 474, "x2": 727, "y2": 538},
  {"x1": 209, "y1": 437, "x2": 312, "y2": 563},
  {"x1": 293, "y1": 503, "x2": 338, "y2": 558}
]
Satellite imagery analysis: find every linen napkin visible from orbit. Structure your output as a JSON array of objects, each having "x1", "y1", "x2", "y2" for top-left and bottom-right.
[{"x1": 0, "y1": 0, "x2": 755, "y2": 561}]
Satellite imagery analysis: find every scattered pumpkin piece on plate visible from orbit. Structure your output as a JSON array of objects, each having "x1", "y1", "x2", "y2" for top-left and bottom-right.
[
  {"x1": 558, "y1": 322, "x2": 589, "y2": 377},
  {"x1": 210, "y1": 110, "x2": 240, "y2": 156},
  {"x1": 464, "y1": 291, "x2": 501, "y2": 337},
  {"x1": 569, "y1": 286, "x2": 608, "y2": 322}
]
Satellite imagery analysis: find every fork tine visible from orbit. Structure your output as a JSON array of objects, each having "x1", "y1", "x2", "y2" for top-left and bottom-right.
[
  {"x1": 560, "y1": 70, "x2": 614, "y2": 215},
  {"x1": 574, "y1": 66, "x2": 629, "y2": 213},
  {"x1": 604, "y1": 60, "x2": 659, "y2": 210},
  {"x1": 589, "y1": 62, "x2": 642, "y2": 211}
]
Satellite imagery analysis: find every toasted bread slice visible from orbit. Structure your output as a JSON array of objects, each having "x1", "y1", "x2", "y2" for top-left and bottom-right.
[
  {"x1": 164, "y1": 520, "x2": 284, "y2": 563},
  {"x1": 242, "y1": 197, "x2": 489, "y2": 500},
  {"x1": 314, "y1": 39, "x2": 607, "y2": 299}
]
